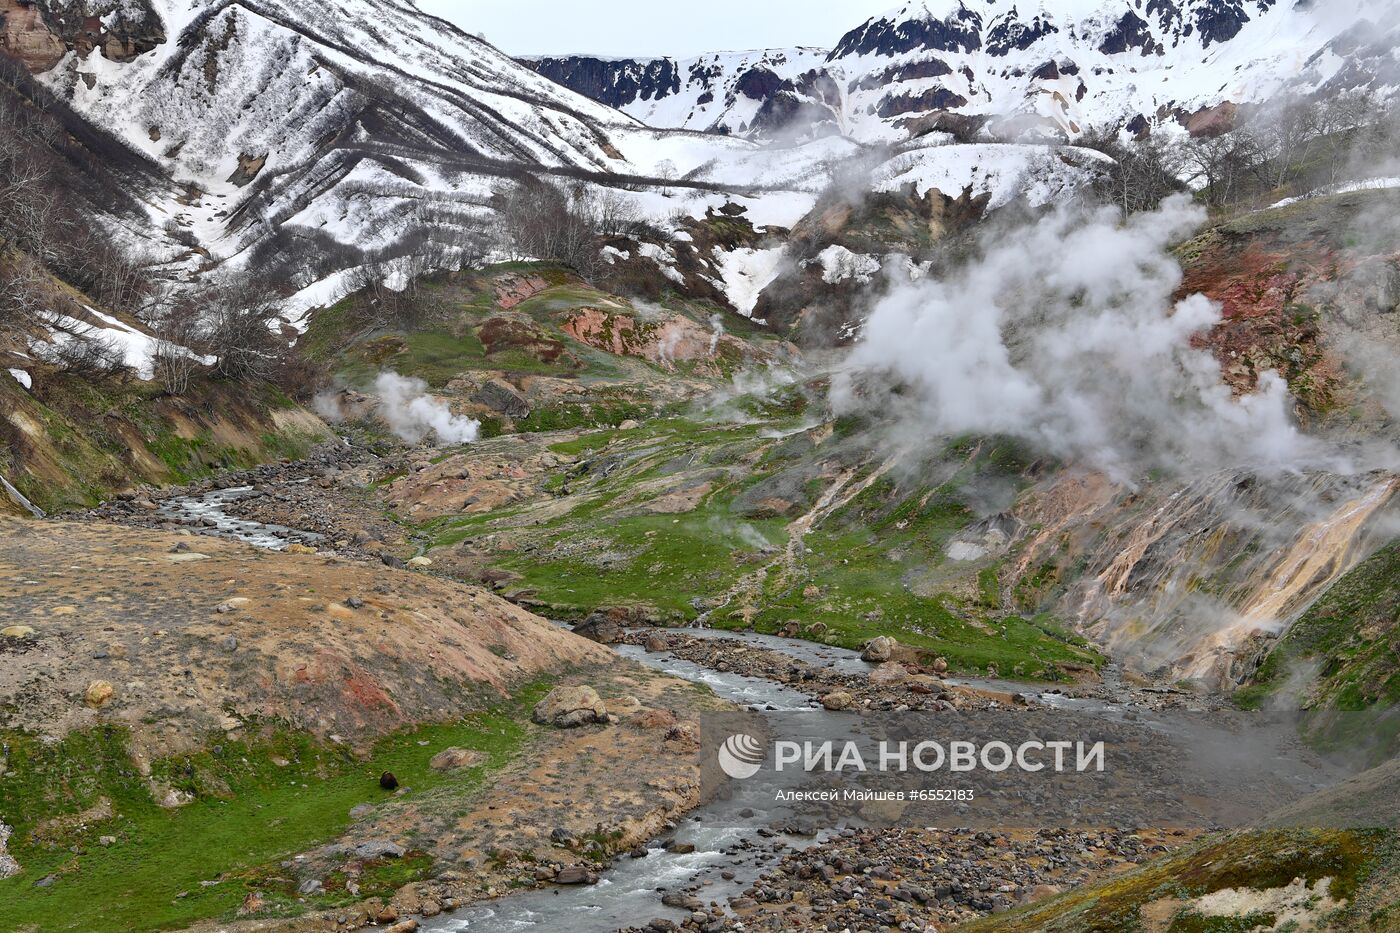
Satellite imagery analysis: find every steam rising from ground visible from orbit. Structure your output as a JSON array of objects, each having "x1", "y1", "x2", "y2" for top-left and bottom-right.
[
  {"x1": 315, "y1": 372, "x2": 480, "y2": 445},
  {"x1": 372, "y1": 372, "x2": 480, "y2": 445},
  {"x1": 832, "y1": 196, "x2": 1324, "y2": 481}
]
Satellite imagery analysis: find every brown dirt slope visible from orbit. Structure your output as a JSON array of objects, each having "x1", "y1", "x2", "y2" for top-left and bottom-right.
[{"x1": 0, "y1": 517, "x2": 611, "y2": 759}]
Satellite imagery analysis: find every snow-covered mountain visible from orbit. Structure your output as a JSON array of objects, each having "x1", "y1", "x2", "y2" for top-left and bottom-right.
[
  {"x1": 524, "y1": 48, "x2": 839, "y2": 139},
  {"x1": 531, "y1": 0, "x2": 1400, "y2": 143},
  {"x1": 4, "y1": 0, "x2": 867, "y2": 313}
]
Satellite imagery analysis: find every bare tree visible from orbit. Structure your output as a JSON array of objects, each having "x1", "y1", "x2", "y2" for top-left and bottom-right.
[
  {"x1": 1181, "y1": 132, "x2": 1265, "y2": 208},
  {"x1": 140, "y1": 289, "x2": 205, "y2": 395},
  {"x1": 590, "y1": 188, "x2": 641, "y2": 238},
  {"x1": 1080, "y1": 127, "x2": 1188, "y2": 216},
  {"x1": 0, "y1": 253, "x2": 51, "y2": 331},
  {"x1": 203, "y1": 280, "x2": 285, "y2": 381},
  {"x1": 37, "y1": 321, "x2": 132, "y2": 380}
]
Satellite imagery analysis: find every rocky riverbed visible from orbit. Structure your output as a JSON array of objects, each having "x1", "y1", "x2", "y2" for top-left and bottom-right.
[{"x1": 617, "y1": 826, "x2": 1195, "y2": 932}]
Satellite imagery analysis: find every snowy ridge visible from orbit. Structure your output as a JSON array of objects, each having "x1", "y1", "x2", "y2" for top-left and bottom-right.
[
  {"x1": 534, "y1": 1, "x2": 1400, "y2": 143},
  {"x1": 525, "y1": 48, "x2": 837, "y2": 139}
]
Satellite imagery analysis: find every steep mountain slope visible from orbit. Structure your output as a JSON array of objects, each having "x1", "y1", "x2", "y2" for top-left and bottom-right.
[
  {"x1": 533, "y1": 0, "x2": 1400, "y2": 143},
  {"x1": 11, "y1": 0, "x2": 855, "y2": 305}
]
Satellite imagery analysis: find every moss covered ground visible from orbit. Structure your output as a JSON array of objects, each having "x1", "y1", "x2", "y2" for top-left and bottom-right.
[
  {"x1": 960, "y1": 829, "x2": 1396, "y2": 933},
  {"x1": 0, "y1": 683, "x2": 547, "y2": 932},
  {"x1": 1238, "y1": 541, "x2": 1400, "y2": 713},
  {"x1": 425, "y1": 399, "x2": 1103, "y2": 681}
]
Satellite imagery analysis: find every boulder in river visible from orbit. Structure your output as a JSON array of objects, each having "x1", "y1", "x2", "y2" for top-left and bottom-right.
[
  {"x1": 861, "y1": 636, "x2": 896, "y2": 662},
  {"x1": 533, "y1": 685, "x2": 608, "y2": 728},
  {"x1": 869, "y1": 661, "x2": 910, "y2": 686},
  {"x1": 554, "y1": 865, "x2": 598, "y2": 884},
  {"x1": 821, "y1": 691, "x2": 854, "y2": 711},
  {"x1": 573, "y1": 615, "x2": 623, "y2": 644}
]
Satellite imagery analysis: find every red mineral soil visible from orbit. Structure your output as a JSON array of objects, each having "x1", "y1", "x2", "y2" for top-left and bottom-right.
[
  {"x1": 562, "y1": 307, "x2": 758, "y2": 374},
  {"x1": 1178, "y1": 205, "x2": 1368, "y2": 416},
  {"x1": 492, "y1": 273, "x2": 550, "y2": 309}
]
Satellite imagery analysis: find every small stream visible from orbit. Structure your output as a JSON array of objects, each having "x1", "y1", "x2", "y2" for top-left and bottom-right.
[
  {"x1": 156, "y1": 484, "x2": 325, "y2": 551},
  {"x1": 425, "y1": 629, "x2": 1150, "y2": 933},
  {"x1": 428, "y1": 642, "x2": 831, "y2": 932}
]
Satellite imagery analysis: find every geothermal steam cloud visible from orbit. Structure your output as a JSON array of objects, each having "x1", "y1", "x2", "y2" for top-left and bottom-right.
[
  {"x1": 833, "y1": 195, "x2": 1320, "y2": 480},
  {"x1": 314, "y1": 372, "x2": 480, "y2": 445},
  {"x1": 373, "y1": 372, "x2": 480, "y2": 445}
]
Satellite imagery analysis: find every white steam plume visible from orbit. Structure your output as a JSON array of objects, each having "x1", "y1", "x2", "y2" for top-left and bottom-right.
[
  {"x1": 832, "y1": 195, "x2": 1328, "y2": 481},
  {"x1": 372, "y1": 371, "x2": 480, "y2": 445}
]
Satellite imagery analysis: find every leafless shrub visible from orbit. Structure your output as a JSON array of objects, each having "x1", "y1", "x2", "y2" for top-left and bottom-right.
[
  {"x1": 0, "y1": 253, "x2": 51, "y2": 332},
  {"x1": 143, "y1": 293, "x2": 204, "y2": 395},
  {"x1": 203, "y1": 279, "x2": 285, "y2": 381},
  {"x1": 44, "y1": 328, "x2": 131, "y2": 380}
]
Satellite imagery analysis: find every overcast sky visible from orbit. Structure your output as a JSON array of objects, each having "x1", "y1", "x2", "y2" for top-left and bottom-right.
[{"x1": 416, "y1": 0, "x2": 892, "y2": 59}]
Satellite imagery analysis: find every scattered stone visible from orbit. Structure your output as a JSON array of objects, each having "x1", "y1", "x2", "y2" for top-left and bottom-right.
[
  {"x1": 429, "y1": 748, "x2": 485, "y2": 772},
  {"x1": 472, "y1": 378, "x2": 531, "y2": 419},
  {"x1": 237, "y1": 891, "x2": 265, "y2": 916},
  {"x1": 354, "y1": 840, "x2": 406, "y2": 859},
  {"x1": 297, "y1": 878, "x2": 324, "y2": 895},
  {"x1": 85, "y1": 680, "x2": 114, "y2": 708},
  {"x1": 644, "y1": 633, "x2": 671, "y2": 653},
  {"x1": 861, "y1": 636, "x2": 896, "y2": 662},
  {"x1": 407, "y1": 556, "x2": 433, "y2": 568},
  {"x1": 346, "y1": 596, "x2": 365, "y2": 609},
  {"x1": 159, "y1": 788, "x2": 193, "y2": 809},
  {"x1": 0, "y1": 823, "x2": 18, "y2": 879},
  {"x1": 533, "y1": 685, "x2": 608, "y2": 728},
  {"x1": 869, "y1": 661, "x2": 910, "y2": 686},
  {"x1": 820, "y1": 691, "x2": 853, "y2": 711}
]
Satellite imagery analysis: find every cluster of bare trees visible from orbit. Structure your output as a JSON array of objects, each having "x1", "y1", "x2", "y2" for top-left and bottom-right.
[
  {"x1": 496, "y1": 179, "x2": 640, "y2": 280},
  {"x1": 0, "y1": 90, "x2": 159, "y2": 338},
  {"x1": 136, "y1": 276, "x2": 290, "y2": 392},
  {"x1": 1083, "y1": 91, "x2": 1390, "y2": 216}
]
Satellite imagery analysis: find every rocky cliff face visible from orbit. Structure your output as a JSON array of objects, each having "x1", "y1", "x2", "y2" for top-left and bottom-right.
[
  {"x1": 523, "y1": 47, "x2": 837, "y2": 139},
  {"x1": 0, "y1": 0, "x2": 164, "y2": 71}
]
